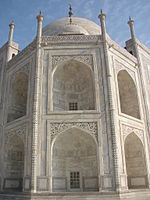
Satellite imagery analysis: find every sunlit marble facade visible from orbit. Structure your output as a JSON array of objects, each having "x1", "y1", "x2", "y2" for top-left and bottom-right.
[{"x1": 0, "y1": 10, "x2": 150, "y2": 200}]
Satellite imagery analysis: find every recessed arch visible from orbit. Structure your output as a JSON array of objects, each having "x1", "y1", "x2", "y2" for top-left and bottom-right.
[
  {"x1": 4, "y1": 135, "x2": 24, "y2": 191},
  {"x1": 7, "y1": 72, "x2": 28, "y2": 122},
  {"x1": 51, "y1": 127, "x2": 98, "y2": 192},
  {"x1": 117, "y1": 70, "x2": 140, "y2": 119},
  {"x1": 52, "y1": 60, "x2": 95, "y2": 111},
  {"x1": 124, "y1": 133, "x2": 147, "y2": 189}
]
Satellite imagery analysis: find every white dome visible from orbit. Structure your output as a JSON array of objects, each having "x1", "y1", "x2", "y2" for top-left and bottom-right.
[{"x1": 42, "y1": 17, "x2": 101, "y2": 36}]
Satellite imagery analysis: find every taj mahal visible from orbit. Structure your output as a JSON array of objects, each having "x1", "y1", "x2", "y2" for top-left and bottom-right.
[{"x1": 0, "y1": 5, "x2": 150, "y2": 200}]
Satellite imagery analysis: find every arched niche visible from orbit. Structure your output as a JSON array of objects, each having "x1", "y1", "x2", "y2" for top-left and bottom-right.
[
  {"x1": 7, "y1": 72, "x2": 28, "y2": 122},
  {"x1": 4, "y1": 135, "x2": 24, "y2": 191},
  {"x1": 124, "y1": 133, "x2": 147, "y2": 189},
  {"x1": 117, "y1": 70, "x2": 140, "y2": 119},
  {"x1": 52, "y1": 128, "x2": 98, "y2": 192},
  {"x1": 53, "y1": 60, "x2": 95, "y2": 111}
]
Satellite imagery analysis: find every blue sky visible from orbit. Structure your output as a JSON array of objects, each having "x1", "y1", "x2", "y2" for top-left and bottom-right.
[{"x1": 0, "y1": 0, "x2": 150, "y2": 50}]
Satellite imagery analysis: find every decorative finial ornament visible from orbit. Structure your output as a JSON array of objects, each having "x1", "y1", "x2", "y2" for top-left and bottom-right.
[
  {"x1": 8, "y1": 20, "x2": 15, "y2": 44},
  {"x1": 9, "y1": 20, "x2": 15, "y2": 28},
  {"x1": 98, "y1": 9, "x2": 106, "y2": 20},
  {"x1": 37, "y1": 10, "x2": 44, "y2": 22},
  {"x1": 69, "y1": 4, "x2": 73, "y2": 24},
  {"x1": 128, "y1": 16, "x2": 134, "y2": 25},
  {"x1": 11, "y1": 20, "x2": 15, "y2": 25}
]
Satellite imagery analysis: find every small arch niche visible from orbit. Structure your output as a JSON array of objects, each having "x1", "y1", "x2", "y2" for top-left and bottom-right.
[
  {"x1": 117, "y1": 70, "x2": 140, "y2": 119},
  {"x1": 4, "y1": 135, "x2": 24, "y2": 191},
  {"x1": 7, "y1": 72, "x2": 28, "y2": 122},
  {"x1": 53, "y1": 60, "x2": 95, "y2": 111},
  {"x1": 125, "y1": 133, "x2": 147, "y2": 189}
]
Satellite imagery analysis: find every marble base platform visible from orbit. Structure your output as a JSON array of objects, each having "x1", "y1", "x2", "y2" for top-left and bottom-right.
[{"x1": 0, "y1": 190, "x2": 150, "y2": 200}]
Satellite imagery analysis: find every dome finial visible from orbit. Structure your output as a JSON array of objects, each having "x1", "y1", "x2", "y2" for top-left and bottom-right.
[{"x1": 69, "y1": 4, "x2": 73, "y2": 24}]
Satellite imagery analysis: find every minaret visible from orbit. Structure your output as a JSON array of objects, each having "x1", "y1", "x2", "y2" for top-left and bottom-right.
[
  {"x1": 36, "y1": 11, "x2": 44, "y2": 46},
  {"x1": 128, "y1": 17, "x2": 150, "y2": 188},
  {"x1": 98, "y1": 10, "x2": 107, "y2": 41},
  {"x1": 128, "y1": 17, "x2": 135, "y2": 38},
  {"x1": 8, "y1": 21, "x2": 15, "y2": 45},
  {"x1": 6, "y1": 20, "x2": 18, "y2": 62},
  {"x1": 98, "y1": 10, "x2": 121, "y2": 192},
  {"x1": 128, "y1": 17, "x2": 138, "y2": 57}
]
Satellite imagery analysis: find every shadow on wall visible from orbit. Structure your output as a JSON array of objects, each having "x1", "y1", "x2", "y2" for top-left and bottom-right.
[{"x1": 7, "y1": 72, "x2": 28, "y2": 123}]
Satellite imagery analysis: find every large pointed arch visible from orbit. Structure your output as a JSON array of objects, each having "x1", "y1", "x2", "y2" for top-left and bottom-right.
[
  {"x1": 4, "y1": 135, "x2": 24, "y2": 191},
  {"x1": 124, "y1": 133, "x2": 147, "y2": 189},
  {"x1": 51, "y1": 127, "x2": 98, "y2": 192},
  {"x1": 52, "y1": 60, "x2": 95, "y2": 111},
  {"x1": 117, "y1": 70, "x2": 140, "y2": 119}
]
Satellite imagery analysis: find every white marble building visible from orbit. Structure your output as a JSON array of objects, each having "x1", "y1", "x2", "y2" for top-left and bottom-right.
[{"x1": 0, "y1": 7, "x2": 150, "y2": 200}]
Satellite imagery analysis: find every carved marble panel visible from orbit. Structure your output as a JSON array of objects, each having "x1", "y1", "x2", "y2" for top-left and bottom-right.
[
  {"x1": 52, "y1": 55, "x2": 93, "y2": 70},
  {"x1": 42, "y1": 35, "x2": 101, "y2": 44},
  {"x1": 5, "y1": 125, "x2": 26, "y2": 145},
  {"x1": 37, "y1": 177, "x2": 49, "y2": 191},
  {"x1": 122, "y1": 124, "x2": 144, "y2": 144},
  {"x1": 48, "y1": 122, "x2": 98, "y2": 142},
  {"x1": 24, "y1": 177, "x2": 30, "y2": 190},
  {"x1": 115, "y1": 60, "x2": 136, "y2": 82}
]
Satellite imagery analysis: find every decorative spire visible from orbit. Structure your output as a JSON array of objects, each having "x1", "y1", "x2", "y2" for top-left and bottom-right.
[
  {"x1": 98, "y1": 9, "x2": 107, "y2": 40},
  {"x1": 36, "y1": 10, "x2": 44, "y2": 46},
  {"x1": 98, "y1": 9, "x2": 106, "y2": 22},
  {"x1": 8, "y1": 20, "x2": 15, "y2": 44},
  {"x1": 69, "y1": 4, "x2": 73, "y2": 24},
  {"x1": 37, "y1": 10, "x2": 44, "y2": 22},
  {"x1": 9, "y1": 20, "x2": 15, "y2": 28},
  {"x1": 128, "y1": 16, "x2": 136, "y2": 41},
  {"x1": 128, "y1": 16, "x2": 134, "y2": 23}
]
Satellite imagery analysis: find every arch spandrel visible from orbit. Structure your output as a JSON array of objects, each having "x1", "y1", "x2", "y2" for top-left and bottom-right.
[
  {"x1": 122, "y1": 124, "x2": 144, "y2": 145},
  {"x1": 48, "y1": 122, "x2": 98, "y2": 144},
  {"x1": 52, "y1": 55, "x2": 94, "y2": 72}
]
